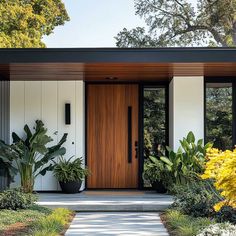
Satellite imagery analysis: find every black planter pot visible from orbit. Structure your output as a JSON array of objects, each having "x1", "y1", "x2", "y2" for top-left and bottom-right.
[
  {"x1": 59, "y1": 180, "x2": 82, "y2": 194},
  {"x1": 152, "y1": 180, "x2": 167, "y2": 193},
  {"x1": 0, "y1": 168, "x2": 10, "y2": 192}
]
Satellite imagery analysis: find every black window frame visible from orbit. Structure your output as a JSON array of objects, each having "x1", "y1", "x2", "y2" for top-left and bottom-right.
[{"x1": 204, "y1": 77, "x2": 236, "y2": 149}]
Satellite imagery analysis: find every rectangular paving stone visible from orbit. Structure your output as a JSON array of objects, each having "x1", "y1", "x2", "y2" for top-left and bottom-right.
[{"x1": 65, "y1": 212, "x2": 169, "y2": 236}]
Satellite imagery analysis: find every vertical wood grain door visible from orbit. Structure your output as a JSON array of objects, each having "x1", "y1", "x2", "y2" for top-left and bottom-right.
[{"x1": 87, "y1": 84, "x2": 139, "y2": 189}]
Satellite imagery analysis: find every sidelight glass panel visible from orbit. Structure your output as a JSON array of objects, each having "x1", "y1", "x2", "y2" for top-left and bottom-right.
[
  {"x1": 144, "y1": 87, "x2": 167, "y2": 158},
  {"x1": 143, "y1": 87, "x2": 167, "y2": 188},
  {"x1": 205, "y1": 83, "x2": 233, "y2": 150}
]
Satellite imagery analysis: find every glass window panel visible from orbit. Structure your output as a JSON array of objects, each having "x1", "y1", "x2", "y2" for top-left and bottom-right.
[
  {"x1": 205, "y1": 83, "x2": 233, "y2": 150},
  {"x1": 143, "y1": 87, "x2": 167, "y2": 187},
  {"x1": 144, "y1": 87, "x2": 166, "y2": 159}
]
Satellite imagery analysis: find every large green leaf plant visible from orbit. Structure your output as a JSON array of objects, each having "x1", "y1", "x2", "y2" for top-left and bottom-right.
[
  {"x1": 0, "y1": 120, "x2": 67, "y2": 193},
  {"x1": 160, "y1": 131, "x2": 213, "y2": 188}
]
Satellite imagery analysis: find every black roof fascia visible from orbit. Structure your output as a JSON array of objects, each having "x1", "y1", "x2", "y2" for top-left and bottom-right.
[{"x1": 0, "y1": 48, "x2": 236, "y2": 63}]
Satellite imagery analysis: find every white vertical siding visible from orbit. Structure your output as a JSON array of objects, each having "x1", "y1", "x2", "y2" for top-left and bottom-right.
[
  {"x1": 25, "y1": 81, "x2": 42, "y2": 190},
  {"x1": 169, "y1": 76, "x2": 204, "y2": 151},
  {"x1": 10, "y1": 81, "x2": 85, "y2": 191},
  {"x1": 41, "y1": 81, "x2": 58, "y2": 191},
  {"x1": 58, "y1": 82, "x2": 76, "y2": 159}
]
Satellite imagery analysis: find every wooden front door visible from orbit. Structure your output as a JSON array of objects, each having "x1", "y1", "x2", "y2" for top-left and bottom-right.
[{"x1": 87, "y1": 84, "x2": 139, "y2": 189}]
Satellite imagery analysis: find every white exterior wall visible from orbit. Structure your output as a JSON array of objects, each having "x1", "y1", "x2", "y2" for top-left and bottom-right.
[
  {"x1": 10, "y1": 81, "x2": 85, "y2": 191},
  {"x1": 169, "y1": 76, "x2": 204, "y2": 151}
]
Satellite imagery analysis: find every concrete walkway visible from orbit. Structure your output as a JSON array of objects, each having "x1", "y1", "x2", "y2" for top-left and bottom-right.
[
  {"x1": 38, "y1": 191, "x2": 173, "y2": 212},
  {"x1": 65, "y1": 212, "x2": 169, "y2": 236}
]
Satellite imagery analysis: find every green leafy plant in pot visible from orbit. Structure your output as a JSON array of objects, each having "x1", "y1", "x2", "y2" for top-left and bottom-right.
[{"x1": 53, "y1": 156, "x2": 89, "y2": 194}]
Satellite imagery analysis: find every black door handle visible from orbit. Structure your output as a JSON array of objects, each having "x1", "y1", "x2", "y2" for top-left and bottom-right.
[
  {"x1": 128, "y1": 106, "x2": 132, "y2": 163},
  {"x1": 135, "y1": 141, "x2": 138, "y2": 159}
]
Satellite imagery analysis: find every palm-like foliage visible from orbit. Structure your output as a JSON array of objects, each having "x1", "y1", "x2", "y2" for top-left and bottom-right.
[{"x1": 0, "y1": 120, "x2": 67, "y2": 193}]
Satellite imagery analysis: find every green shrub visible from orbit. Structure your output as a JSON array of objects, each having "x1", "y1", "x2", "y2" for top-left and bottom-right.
[
  {"x1": 172, "y1": 180, "x2": 220, "y2": 218},
  {"x1": 0, "y1": 188, "x2": 37, "y2": 210},
  {"x1": 172, "y1": 180, "x2": 236, "y2": 223}
]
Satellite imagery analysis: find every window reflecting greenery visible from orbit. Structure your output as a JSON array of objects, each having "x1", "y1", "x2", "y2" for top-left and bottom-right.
[
  {"x1": 143, "y1": 87, "x2": 166, "y2": 159},
  {"x1": 206, "y1": 83, "x2": 233, "y2": 150},
  {"x1": 143, "y1": 87, "x2": 167, "y2": 188}
]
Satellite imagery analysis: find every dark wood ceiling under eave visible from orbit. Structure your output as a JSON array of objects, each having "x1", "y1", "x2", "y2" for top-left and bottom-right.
[
  {"x1": 84, "y1": 63, "x2": 236, "y2": 81},
  {"x1": 2, "y1": 62, "x2": 236, "y2": 81}
]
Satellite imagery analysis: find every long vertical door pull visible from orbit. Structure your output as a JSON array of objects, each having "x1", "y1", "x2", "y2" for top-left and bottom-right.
[{"x1": 128, "y1": 106, "x2": 132, "y2": 163}]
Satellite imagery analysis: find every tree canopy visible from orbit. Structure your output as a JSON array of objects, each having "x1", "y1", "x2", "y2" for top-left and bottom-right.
[
  {"x1": 0, "y1": 0, "x2": 69, "y2": 48},
  {"x1": 115, "y1": 0, "x2": 236, "y2": 47}
]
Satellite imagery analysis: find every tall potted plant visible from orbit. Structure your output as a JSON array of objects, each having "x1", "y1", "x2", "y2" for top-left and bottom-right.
[
  {"x1": 53, "y1": 156, "x2": 89, "y2": 194},
  {"x1": 0, "y1": 120, "x2": 67, "y2": 193}
]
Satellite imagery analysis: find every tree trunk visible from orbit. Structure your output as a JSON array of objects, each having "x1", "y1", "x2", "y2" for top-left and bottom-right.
[{"x1": 20, "y1": 165, "x2": 34, "y2": 193}]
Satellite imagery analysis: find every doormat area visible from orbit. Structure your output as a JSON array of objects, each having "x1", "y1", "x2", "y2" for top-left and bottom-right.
[{"x1": 84, "y1": 191, "x2": 145, "y2": 196}]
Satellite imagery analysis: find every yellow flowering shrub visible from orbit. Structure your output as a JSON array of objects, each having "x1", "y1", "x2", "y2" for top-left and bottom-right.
[{"x1": 201, "y1": 148, "x2": 236, "y2": 211}]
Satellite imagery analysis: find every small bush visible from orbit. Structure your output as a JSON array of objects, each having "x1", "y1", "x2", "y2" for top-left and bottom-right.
[
  {"x1": 172, "y1": 180, "x2": 236, "y2": 223},
  {"x1": 0, "y1": 188, "x2": 37, "y2": 210},
  {"x1": 172, "y1": 180, "x2": 219, "y2": 218},
  {"x1": 197, "y1": 223, "x2": 236, "y2": 236}
]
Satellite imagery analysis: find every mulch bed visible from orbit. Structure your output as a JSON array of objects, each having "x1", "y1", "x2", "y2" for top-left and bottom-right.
[
  {"x1": 0, "y1": 222, "x2": 30, "y2": 236},
  {"x1": 1, "y1": 212, "x2": 75, "y2": 236}
]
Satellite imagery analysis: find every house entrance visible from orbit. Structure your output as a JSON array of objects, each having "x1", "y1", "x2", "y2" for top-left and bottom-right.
[{"x1": 86, "y1": 84, "x2": 139, "y2": 188}]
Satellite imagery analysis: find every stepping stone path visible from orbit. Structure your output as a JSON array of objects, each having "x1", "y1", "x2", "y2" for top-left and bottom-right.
[{"x1": 65, "y1": 212, "x2": 169, "y2": 236}]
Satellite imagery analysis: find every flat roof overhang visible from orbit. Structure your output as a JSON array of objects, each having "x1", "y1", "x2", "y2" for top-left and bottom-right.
[{"x1": 1, "y1": 48, "x2": 236, "y2": 81}]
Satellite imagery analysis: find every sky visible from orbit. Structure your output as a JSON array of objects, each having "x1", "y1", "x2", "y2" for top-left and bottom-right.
[
  {"x1": 43, "y1": 0, "x2": 146, "y2": 47},
  {"x1": 43, "y1": 0, "x2": 197, "y2": 48}
]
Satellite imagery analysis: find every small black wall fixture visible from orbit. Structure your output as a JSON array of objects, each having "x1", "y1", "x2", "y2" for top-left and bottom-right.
[{"x1": 65, "y1": 103, "x2": 71, "y2": 125}]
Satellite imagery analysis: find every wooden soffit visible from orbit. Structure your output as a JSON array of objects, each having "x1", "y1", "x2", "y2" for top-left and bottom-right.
[{"x1": 1, "y1": 62, "x2": 236, "y2": 81}]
